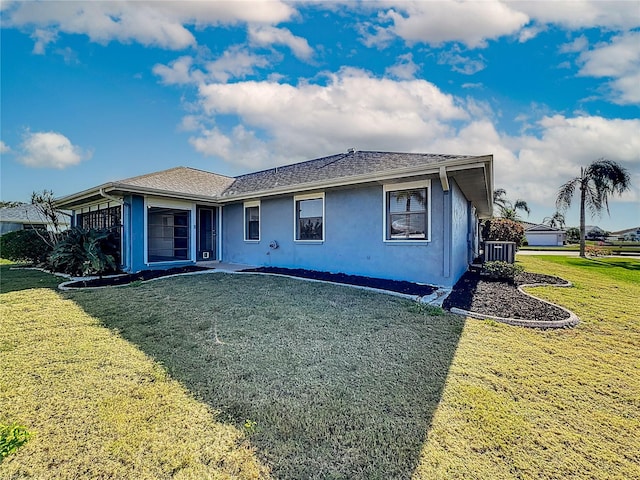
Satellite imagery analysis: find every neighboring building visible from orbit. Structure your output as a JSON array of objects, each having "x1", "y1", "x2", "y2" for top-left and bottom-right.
[
  {"x1": 584, "y1": 225, "x2": 606, "y2": 240},
  {"x1": 0, "y1": 204, "x2": 70, "y2": 236},
  {"x1": 54, "y1": 151, "x2": 494, "y2": 287},
  {"x1": 521, "y1": 221, "x2": 566, "y2": 246},
  {"x1": 609, "y1": 227, "x2": 640, "y2": 241}
]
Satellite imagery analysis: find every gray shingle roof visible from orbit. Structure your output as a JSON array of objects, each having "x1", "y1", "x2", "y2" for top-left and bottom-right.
[
  {"x1": 223, "y1": 151, "x2": 471, "y2": 196},
  {"x1": 520, "y1": 221, "x2": 563, "y2": 232},
  {"x1": 0, "y1": 204, "x2": 69, "y2": 225},
  {"x1": 118, "y1": 166, "x2": 235, "y2": 198},
  {"x1": 55, "y1": 151, "x2": 492, "y2": 215}
]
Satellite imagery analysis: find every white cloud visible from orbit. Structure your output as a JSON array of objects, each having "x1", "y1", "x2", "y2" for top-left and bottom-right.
[
  {"x1": 372, "y1": 1, "x2": 529, "y2": 48},
  {"x1": 360, "y1": 1, "x2": 639, "y2": 50},
  {"x1": 153, "y1": 55, "x2": 200, "y2": 85},
  {"x1": 511, "y1": 0, "x2": 640, "y2": 30},
  {"x1": 19, "y1": 131, "x2": 91, "y2": 169},
  {"x1": 559, "y1": 35, "x2": 589, "y2": 54},
  {"x1": 578, "y1": 32, "x2": 640, "y2": 77},
  {"x1": 4, "y1": 0, "x2": 295, "y2": 51},
  {"x1": 30, "y1": 28, "x2": 57, "y2": 54},
  {"x1": 153, "y1": 47, "x2": 271, "y2": 85},
  {"x1": 385, "y1": 53, "x2": 419, "y2": 79},
  {"x1": 248, "y1": 25, "x2": 314, "y2": 60},
  {"x1": 0, "y1": 141, "x2": 11, "y2": 153},
  {"x1": 180, "y1": 65, "x2": 639, "y2": 213},
  {"x1": 518, "y1": 24, "x2": 546, "y2": 43},
  {"x1": 205, "y1": 46, "x2": 271, "y2": 83},
  {"x1": 188, "y1": 68, "x2": 468, "y2": 168},
  {"x1": 577, "y1": 31, "x2": 640, "y2": 104},
  {"x1": 503, "y1": 115, "x2": 640, "y2": 204},
  {"x1": 438, "y1": 49, "x2": 486, "y2": 75}
]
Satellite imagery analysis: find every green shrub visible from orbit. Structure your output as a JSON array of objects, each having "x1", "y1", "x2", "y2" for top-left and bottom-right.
[
  {"x1": 566, "y1": 227, "x2": 580, "y2": 243},
  {"x1": 48, "y1": 227, "x2": 119, "y2": 276},
  {"x1": 0, "y1": 423, "x2": 32, "y2": 460},
  {"x1": 483, "y1": 261, "x2": 524, "y2": 281},
  {"x1": 482, "y1": 218, "x2": 526, "y2": 248},
  {"x1": 0, "y1": 229, "x2": 52, "y2": 264}
]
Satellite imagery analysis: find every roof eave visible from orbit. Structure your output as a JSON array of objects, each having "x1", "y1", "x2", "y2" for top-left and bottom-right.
[
  {"x1": 220, "y1": 155, "x2": 494, "y2": 208},
  {"x1": 54, "y1": 183, "x2": 224, "y2": 209}
]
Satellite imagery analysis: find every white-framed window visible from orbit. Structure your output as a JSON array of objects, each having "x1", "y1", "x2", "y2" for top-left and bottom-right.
[
  {"x1": 383, "y1": 180, "x2": 431, "y2": 242},
  {"x1": 294, "y1": 192, "x2": 324, "y2": 242},
  {"x1": 244, "y1": 200, "x2": 260, "y2": 241}
]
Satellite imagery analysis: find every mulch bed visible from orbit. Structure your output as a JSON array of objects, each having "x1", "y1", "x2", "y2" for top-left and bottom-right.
[
  {"x1": 240, "y1": 267, "x2": 438, "y2": 296},
  {"x1": 61, "y1": 264, "x2": 570, "y2": 323},
  {"x1": 443, "y1": 271, "x2": 570, "y2": 322},
  {"x1": 62, "y1": 265, "x2": 213, "y2": 288}
]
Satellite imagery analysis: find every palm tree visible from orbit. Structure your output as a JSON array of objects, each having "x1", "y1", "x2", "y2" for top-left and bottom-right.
[
  {"x1": 493, "y1": 188, "x2": 530, "y2": 220},
  {"x1": 556, "y1": 159, "x2": 631, "y2": 257},
  {"x1": 542, "y1": 212, "x2": 566, "y2": 229}
]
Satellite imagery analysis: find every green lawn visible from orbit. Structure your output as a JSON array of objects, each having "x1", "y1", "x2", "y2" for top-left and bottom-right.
[
  {"x1": 520, "y1": 242, "x2": 640, "y2": 253},
  {"x1": 0, "y1": 262, "x2": 65, "y2": 293},
  {"x1": 1, "y1": 257, "x2": 639, "y2": 479}
]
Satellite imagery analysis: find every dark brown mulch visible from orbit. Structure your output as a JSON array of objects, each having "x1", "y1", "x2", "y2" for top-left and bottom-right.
[
  {"x1": 443, "y1": 271, "x2": 570, "y2": 321},
  {"x1": 240, "y1": 267, "x2": 438, "y2": 296},
  {"x1": 62, "y1": 265, "x2": 213, "y2": 288}
]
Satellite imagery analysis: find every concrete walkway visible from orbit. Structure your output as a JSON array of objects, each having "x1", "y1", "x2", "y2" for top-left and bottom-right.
[
  {"x1": 517, "y1": 250, "x2": 640, "y2": 259},
  {"x1": 517, "y1": 250, "x2": 580, "y2": 256}
]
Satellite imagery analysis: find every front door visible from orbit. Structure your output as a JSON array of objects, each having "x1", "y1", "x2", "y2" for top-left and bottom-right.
[{"x1": 197, "y1": 207, "x2": 216, "y2": 261}]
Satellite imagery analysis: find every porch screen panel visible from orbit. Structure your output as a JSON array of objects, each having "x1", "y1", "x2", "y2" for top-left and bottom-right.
[
  {"x1": 77, "y1": 205, "x2": 122, "y2": 264},
  {"x1": 147, "y1": 208, "x2": 191, "y2": 262}
]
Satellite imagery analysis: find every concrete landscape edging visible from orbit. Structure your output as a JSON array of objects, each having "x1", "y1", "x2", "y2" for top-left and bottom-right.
[
  {"x1": 50, "y1": 265, "x2": 578, "y2": 328},
  {"x1": 450, "y1": 280, "x2": 580, "y2": 329}
]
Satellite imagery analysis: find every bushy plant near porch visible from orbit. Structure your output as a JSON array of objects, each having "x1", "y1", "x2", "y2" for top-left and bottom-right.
[{"x1": 48, "y1": 227, "x2": 119, "y2": 276}]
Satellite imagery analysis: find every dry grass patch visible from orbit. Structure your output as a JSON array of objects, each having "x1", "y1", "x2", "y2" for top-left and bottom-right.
[
  {"x1": 0, "y1": 286, "x2": 268, "y2": 479},
  {"x1": 413, "y1": 256, "x2": 640, "y2": 479}
]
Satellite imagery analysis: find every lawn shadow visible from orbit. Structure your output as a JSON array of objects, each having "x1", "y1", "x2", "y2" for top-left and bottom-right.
[
  {"x1": 66, "y1": 273, "x2": 464, "y2": 479},
  {"x1": 0, "y1": 265, "x2": 64, "y2": 293},
  {"x1": 587, "y1": 259, "x2": 640, "y2": 271}
]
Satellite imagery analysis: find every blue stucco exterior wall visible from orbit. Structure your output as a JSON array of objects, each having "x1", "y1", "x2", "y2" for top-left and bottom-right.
[
  {"x1": 450, "y1": 179, "x2": 472, "y2": 283},
  {"x1": 124, "y1": 194, "x2": 146, "y2": 272},
  {"x1": 222, "y1": 181, "x2": 472, "y2": 287}
]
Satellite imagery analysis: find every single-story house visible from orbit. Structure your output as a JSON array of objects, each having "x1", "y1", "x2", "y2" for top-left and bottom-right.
[
  {"x1": 54, "y1": 150, "x2": 494, "y2": 287},
  {"x1": 608, "y1": 227, "x2": 640, "y2": 242},
  {"x1": 0, "y1": 204, "x2": 70, "y2": 236},
  {"x1": 521, "y1": 221, "x2": 566, "y2": 246}
]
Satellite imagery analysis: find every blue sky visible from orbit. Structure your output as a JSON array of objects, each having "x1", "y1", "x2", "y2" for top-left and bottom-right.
[{"x1": 1, "y1": 0, "x2": 639, "y2": 231}]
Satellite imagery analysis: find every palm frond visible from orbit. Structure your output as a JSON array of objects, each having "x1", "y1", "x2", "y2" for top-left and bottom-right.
[
  {"x1": 514, "y1": 199, "x2": 530, "y2": 216},
  {"x1": 555, "y1": 178, "x2": 579, "y2": 210}
]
